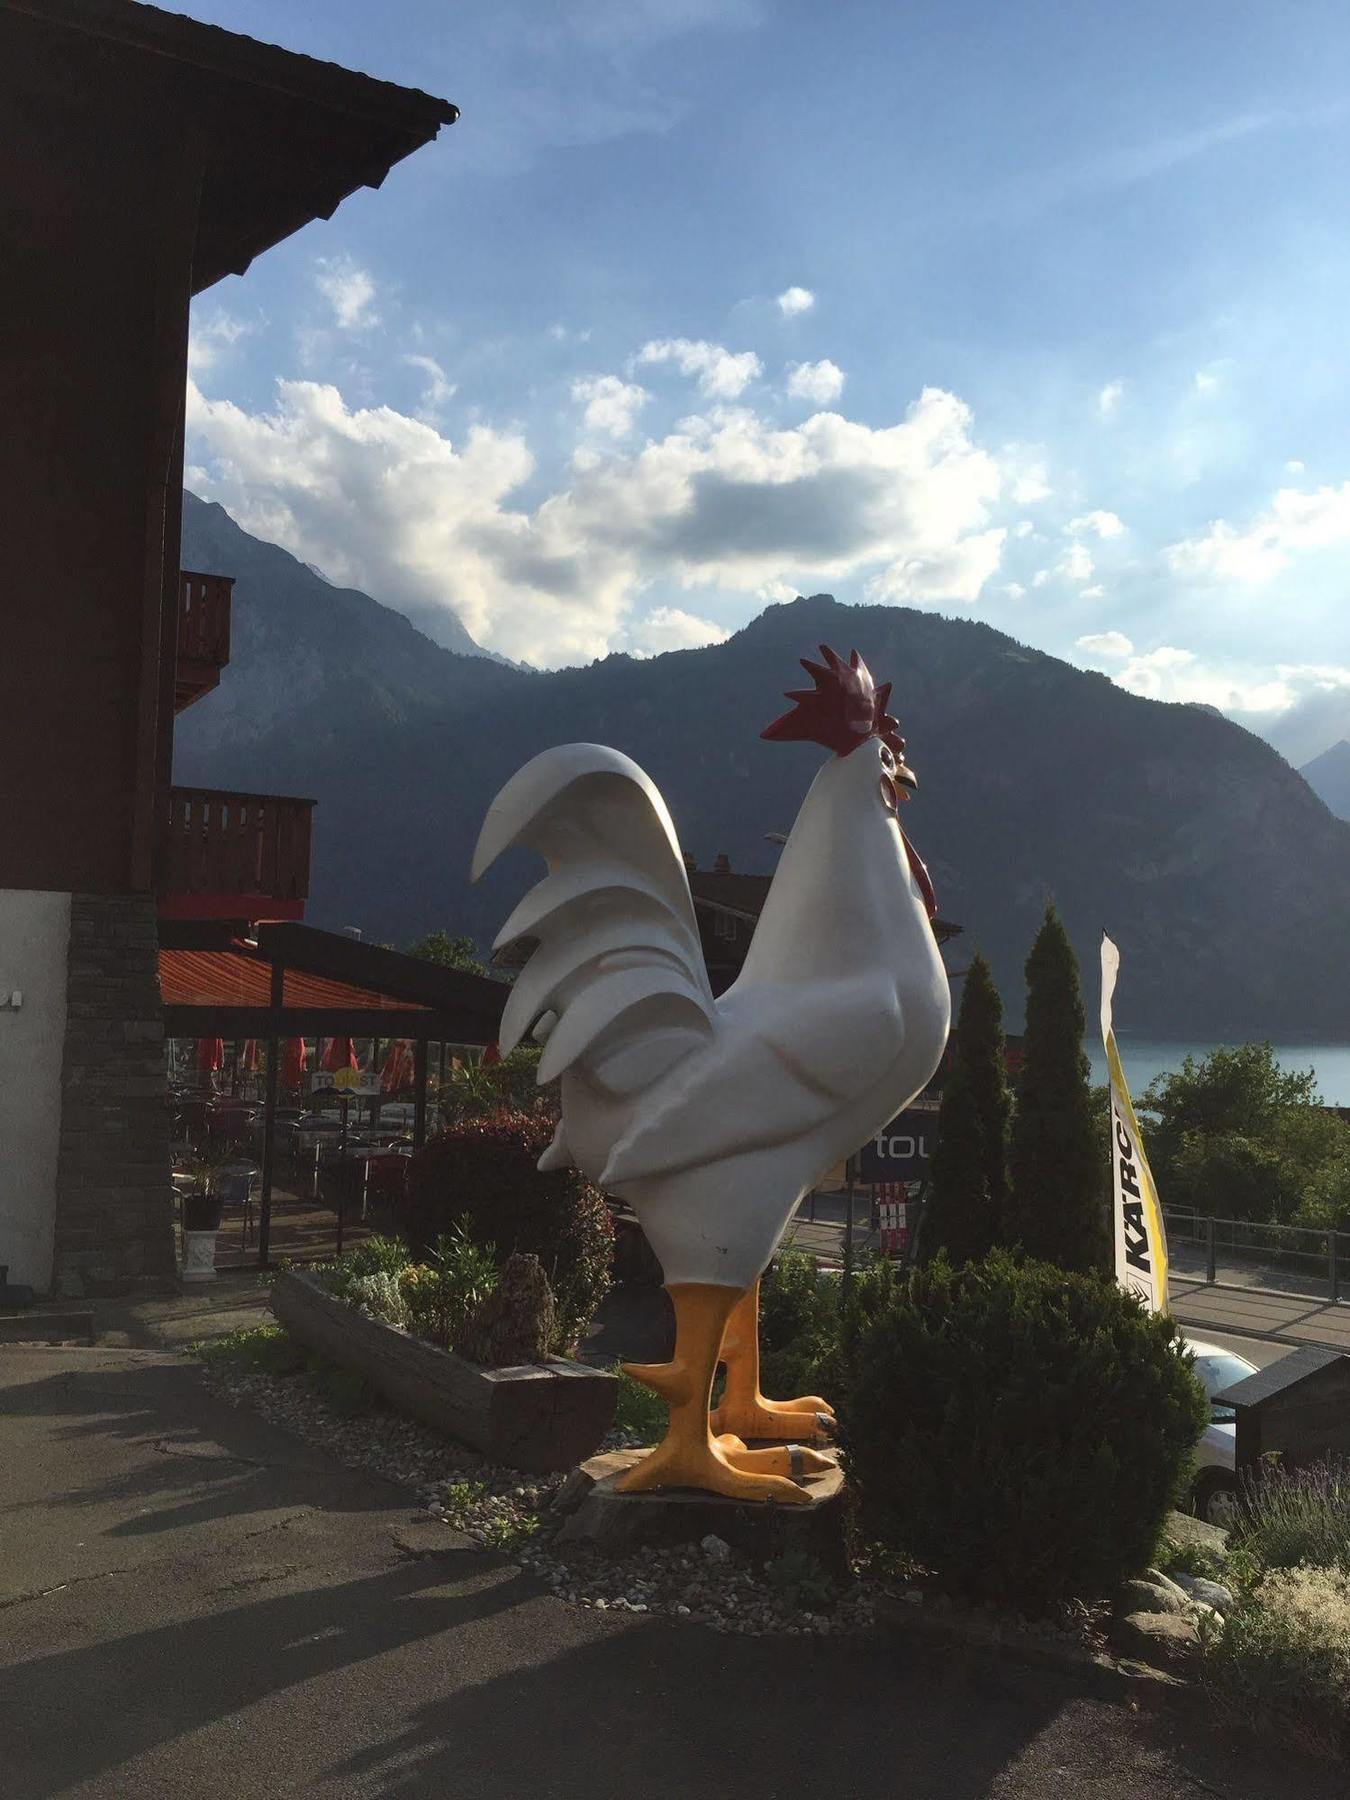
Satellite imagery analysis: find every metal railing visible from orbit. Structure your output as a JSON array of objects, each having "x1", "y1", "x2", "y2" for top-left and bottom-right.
[{"x1": 1163, "y1": 1207, "x2": 1350, "y2": 1305}]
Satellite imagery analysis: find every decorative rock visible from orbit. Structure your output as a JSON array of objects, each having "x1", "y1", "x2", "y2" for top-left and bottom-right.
[
  {"x1": 702, "y1": 1535, "x2": 731, "y2": 1562},
  {"x1": 1172, "y1": 1573, "x2": 1235, "y2": 1616},
  {"x1": 1161, "y1": 1509, "x2": 1229, "y2": 1557},
  {"x1": 1144, "y1": 1566, "x2": 1192, "y2": 1604},
  {"x1": 1118, "y1": 1578, "x2": 1188, "y2": 1618},
  {"x1": 1111, "y1": 1610, "x2": 1200, "y2": 1670}
]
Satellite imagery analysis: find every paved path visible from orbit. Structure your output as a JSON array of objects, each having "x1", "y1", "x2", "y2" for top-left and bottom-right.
[
  {"x1": 2, "y1": 1342, "x2": 1342, "y2": 1799},
  {"x1": 1170, "y1": 1278, "x2": 1350, "y2": 1355}
]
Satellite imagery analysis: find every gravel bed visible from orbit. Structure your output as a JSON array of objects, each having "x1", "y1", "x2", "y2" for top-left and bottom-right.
[
  {"x1": 201, "y1": 1349, "x2": 1105, "y2": 1648},
  {"x1": 201, "y1": 1352, "x2": 873, "y2": 1635}
]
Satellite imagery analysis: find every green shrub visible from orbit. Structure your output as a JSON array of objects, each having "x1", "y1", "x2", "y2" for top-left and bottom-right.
[
  {"x1": 191, "y1": 1322, "x2": 305, "y2": 1377},
  {"x1": 758, "y1": 1248, "x2": 839, "y2": 1401},
  {"x1": 318, "y1": 1235, "x2": 411, "y2": 1302},
  {"x1": 612, "y1": 1365, "x2": 668, "y2": 1443},
  {"x1": 840, "y1": 1250, "x2": 1208, "y2": 1612},
  {"x1": 346, "y1": 1270, "x2": 410, "y2": 1329},
  {"x1": 403, "y1": 1108, "x2": 613, "y2": 1354},
  {"x1": 396, "y1": 1224, "x2": 501, "y2": 1351},
  {"x1": 764, "y1": 1549, "x2": 838, "y2": 1612},
  {"x1": 1203, "y1": 1565, "x2": 1350, "y2": 1763},
  {"x1": 1232, "y1": 1458, "x2": 1350, "y2": 1577}
]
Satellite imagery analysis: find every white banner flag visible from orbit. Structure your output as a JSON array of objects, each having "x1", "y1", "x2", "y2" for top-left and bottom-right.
[{"x1": 1100, "y1": 934, "x2": 1169, "y2": 1313}]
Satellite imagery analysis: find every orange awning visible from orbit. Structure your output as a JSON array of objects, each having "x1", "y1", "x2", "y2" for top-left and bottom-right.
[{"x1": 159, "y1": 949, "x2": 427, "y2": 1014}]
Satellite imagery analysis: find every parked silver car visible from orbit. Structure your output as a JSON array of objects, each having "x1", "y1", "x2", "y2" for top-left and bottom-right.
[{"x1": 1185, "y1": 1337, "x2": 1259, "y2": 1524}]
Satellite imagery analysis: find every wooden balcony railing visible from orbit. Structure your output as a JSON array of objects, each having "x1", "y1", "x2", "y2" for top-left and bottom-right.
[
  {"x1": 175, "y1": 571, "x2": 233, "y2": 713},
  {"x1": 159, "y1": 786, "x2": 315, "y2": 921}
]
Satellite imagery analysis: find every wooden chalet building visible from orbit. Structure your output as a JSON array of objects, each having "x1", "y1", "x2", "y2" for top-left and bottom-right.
[{"x1": 0, "y1": 0, "x2": 476, "y2": 1297}]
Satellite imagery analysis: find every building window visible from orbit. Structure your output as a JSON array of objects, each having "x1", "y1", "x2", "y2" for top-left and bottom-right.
[{"x1": 714, "y1": 911, "x2": 737, "y2": 941}]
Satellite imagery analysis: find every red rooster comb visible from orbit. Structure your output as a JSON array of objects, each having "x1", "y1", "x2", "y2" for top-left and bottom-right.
[{"x1": 761, "y1": 644, "x2": 907, "y2": 760}]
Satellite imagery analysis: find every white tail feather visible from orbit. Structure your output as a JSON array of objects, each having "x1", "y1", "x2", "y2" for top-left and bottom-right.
[{"x1": 472, "y1": 745, "x2": 714, "y2": 1093}]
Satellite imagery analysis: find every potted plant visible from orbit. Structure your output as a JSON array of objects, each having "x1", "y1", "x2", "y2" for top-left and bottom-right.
[{"x1": 176, "y1": 1149, "x2": 231, "y2": 1283}]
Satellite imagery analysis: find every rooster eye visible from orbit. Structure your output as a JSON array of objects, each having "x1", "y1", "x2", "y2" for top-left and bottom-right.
[{"x1": 879, "y1": 745, "x2": 896, "y2": 774}]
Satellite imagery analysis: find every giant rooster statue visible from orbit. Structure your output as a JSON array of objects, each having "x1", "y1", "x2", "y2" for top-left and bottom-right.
[{"x1": 472, "y1": 646, "x2": 951, "y2": 1504}]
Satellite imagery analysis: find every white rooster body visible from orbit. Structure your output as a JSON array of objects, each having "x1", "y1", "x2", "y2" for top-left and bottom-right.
[{"x1": 472, "y1": 726, "x2": 950, "y2": 1294}]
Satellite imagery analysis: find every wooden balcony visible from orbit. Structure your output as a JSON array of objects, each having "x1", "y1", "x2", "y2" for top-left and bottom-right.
[
  {"x1": 175, "y1": 571, "x2": 233, "y2": 713},
  {"x1": 158, "y1": 786, "x2": 315, "y2": 922}
]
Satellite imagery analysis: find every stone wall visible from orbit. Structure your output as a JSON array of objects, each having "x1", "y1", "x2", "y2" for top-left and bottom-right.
[{"x1": 51, "y1": 894, "x2": 175, "y2": 1297}]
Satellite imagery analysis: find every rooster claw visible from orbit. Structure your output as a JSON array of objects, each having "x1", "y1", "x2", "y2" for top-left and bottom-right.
[{"x1": 710, "y1": 1398, "x2": 835, "y2": 1442}]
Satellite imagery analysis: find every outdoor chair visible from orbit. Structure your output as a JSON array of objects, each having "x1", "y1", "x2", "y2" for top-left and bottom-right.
[{"x1": 216, "y1": 1162, "x2": 259, "y2": 1249}]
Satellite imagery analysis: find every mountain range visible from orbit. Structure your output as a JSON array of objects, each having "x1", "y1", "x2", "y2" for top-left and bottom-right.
[
  {"x1": 1302, "y1": 741, "x2": 1350, "y2": 823},
  {"x1": 176, "y1": 493, "x2": 1350, "y2": 1040}
]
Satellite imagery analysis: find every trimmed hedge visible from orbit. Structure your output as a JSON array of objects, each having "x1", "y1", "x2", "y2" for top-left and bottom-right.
[
  {"x1": 840, "y1": 1250, "x2": 1207, "y2": 1611},
  {"x1": 402, "y1": 1108, "x2": 613, "y2": 1356}
]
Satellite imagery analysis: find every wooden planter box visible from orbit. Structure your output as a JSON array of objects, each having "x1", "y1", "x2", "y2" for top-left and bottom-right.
[{"x1": 270, "y1": 1269, "x2": 617, "y2": 1473}]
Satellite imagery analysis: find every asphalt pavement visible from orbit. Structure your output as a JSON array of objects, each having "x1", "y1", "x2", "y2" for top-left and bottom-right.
[{"x1": 2, "y1": 1341, "x2": 1343, "y2": 1799}]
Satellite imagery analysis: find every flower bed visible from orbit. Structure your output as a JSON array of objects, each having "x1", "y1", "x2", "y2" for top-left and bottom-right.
[{"x1": 270, "y1": 1268, "x2": 615, "y2": 1472}]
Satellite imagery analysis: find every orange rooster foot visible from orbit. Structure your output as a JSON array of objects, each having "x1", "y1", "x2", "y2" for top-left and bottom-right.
[
  {"x1": 710, "y1": 1395, "x2": 835, "y2": 1442},
  {"x1": 714, "y1": 1438, "x2": 836, "y2": 1479},
  {"x1": 617, "y1": 1433, "x2": 816, "y2": 1506}
]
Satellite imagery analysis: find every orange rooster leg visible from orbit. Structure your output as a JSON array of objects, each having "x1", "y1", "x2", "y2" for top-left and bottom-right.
[
  {"x1": 617, "y1": 1284, "x2": 814, "y2": 1505},
  {"x1": 709, "y1": 1279, "x2": 835, "y2": 1443}
]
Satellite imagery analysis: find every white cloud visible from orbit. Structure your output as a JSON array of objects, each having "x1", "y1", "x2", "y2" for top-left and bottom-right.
[
  {"x1": 1076, "y1": 631, "x2": 1134, "y2": 660},
  {"x1": 785, "y1": 359, "x2": 845, "y2": 405},
  {"x1": 1113, "y1": 646, "x2": 1296, "y2": 714},
  {"x1": 548, "y1": 322, "x2": 593, "y2": 344},
  {"x1": 571, "y1": 374, "x2": 650, "y2": 438},
  {"x1": 314, "y1": 256, "x2": 379, "y2": 330},
  {"x1": 776, "y1": 286, "x2": 815, "y2": 317},
  {"x1": 622, "y1": 606, "x2": 730, "y2": 657},
  {"x1": 1058, "y1": 542, "x2": 1095, "y2": 584},
  {"x1": 1013, "y1": 520, "x2": 1035, "y2": 539},
  {"x1": 185, "y1": 376, "x2": 1007, "y2": 666},
  {"x1": 1012, "y1": 464, "x2": 1051, "y2": 505},
  {"x1": 867, "y1": 528, "x2": 1007, "y2": 606},
  {"x1": 1194, "y1": 370, "x2": 1220, "y2": 394},
  {"x1": 1080, "y1": 584, "x2": 1105, "y2": 599},
  {"x1": 1031, "y1": 569, "x2": 1050, "y2": 588},
  {"x1": 187, "y1": 312, "x2": 252, "y2": 374},
  {"x1": 636, "y1": 337, "x2": 762, "y2": 398},
  {"x1": 1067, "y1": 509, "x2": 1125, "y2": 539},
  {"x1": 1167, "y1": 480, "x2": 1350, "y2": 585},
  {"x1": 1285, "y1": 459, "x2": 1305, "y2": 474},
  {"x1": 1097, "y1": 380, "x2": 1124, "y2": 419},
  {"x1": 1003, "y1": 582, "x2": 1026, "y2": 599},
  {"x1": 402, "y1": 354, "x2": 456, "y2": 418}
]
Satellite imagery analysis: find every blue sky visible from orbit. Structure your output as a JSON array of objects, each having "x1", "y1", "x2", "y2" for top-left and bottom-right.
[{"x1": 184, "y1": 0, "x2": 1350, "y2": 763}]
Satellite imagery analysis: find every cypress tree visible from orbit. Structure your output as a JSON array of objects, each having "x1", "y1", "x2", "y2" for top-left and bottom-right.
[
  {"x1": 918, "y1": 953, "x2": 1010, "y2": 1268},
  {"x1": 1006, "y1": 903, "x2": 1111, "y2": 1274}
]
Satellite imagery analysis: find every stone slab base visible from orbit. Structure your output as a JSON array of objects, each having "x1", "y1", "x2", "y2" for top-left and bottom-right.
[{"x1": 552, "y1": 1447, "x2": 850, "y2": 1575}]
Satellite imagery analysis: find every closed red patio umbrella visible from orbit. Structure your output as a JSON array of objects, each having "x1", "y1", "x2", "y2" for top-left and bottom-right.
[
  {"x1": 239, "y1": 1039, "x2": 262, "y2": 1073},
  {"x1": 195, "y1": 1037, "x2": 224, "y2": 1073},
  {"x1": 281, "y1": 1038, "x2": 308, "y2": 1091},
  {"x1": 321, "y1": 1036, "x2": 358, "y2": 1072},
  {"x1": 380, "y1": 1039, "x2": 413, "y2": 1095}
]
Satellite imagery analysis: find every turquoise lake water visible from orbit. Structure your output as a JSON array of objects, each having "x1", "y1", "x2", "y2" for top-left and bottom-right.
[{"x1": 1089, "y1": 1039, "x2": 1350, "y2": 1108}]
